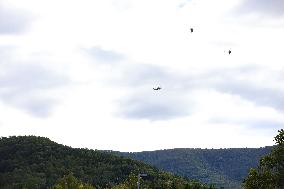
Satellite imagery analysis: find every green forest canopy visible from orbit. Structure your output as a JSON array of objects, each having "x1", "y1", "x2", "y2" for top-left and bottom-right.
[
  {"x1": 0, "y1": 136, "x2": 215, "y2": 189},
  {"x1": 243, "y1": 129, "x2": 284, "y2": 189},
  {"x1": 114, "y1": 145, "x2": 273, "y2": 188}
]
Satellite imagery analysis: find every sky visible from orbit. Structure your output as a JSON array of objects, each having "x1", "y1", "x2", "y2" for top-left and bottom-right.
[{"x1": 0, "y1": 0, "x2": 284, "y2": 152}]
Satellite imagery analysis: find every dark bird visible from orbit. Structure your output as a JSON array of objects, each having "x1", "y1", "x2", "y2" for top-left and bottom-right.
[
  {"x1": 190, "y1": 28, "x2": 194, "y2": 33},
  {"x1": 153, "y1": 87, "x2": 161, "y2": 90},
  {"x1": 228, "y1": 49, "x2": 232, "y2": 55}
]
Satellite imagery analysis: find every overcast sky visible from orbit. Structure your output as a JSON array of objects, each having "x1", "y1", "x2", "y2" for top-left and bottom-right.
[{"x1": 0, "y1": 0, "x2": 284, "y2": 151}]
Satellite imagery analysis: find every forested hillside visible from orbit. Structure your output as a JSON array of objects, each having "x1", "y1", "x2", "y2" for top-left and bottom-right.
[
  {"x1": 115, "y1": 147, "x2": 273, "y2": 188},
  {"x1": 0, "y1": 136, "x2": 214, "y2": 189}
]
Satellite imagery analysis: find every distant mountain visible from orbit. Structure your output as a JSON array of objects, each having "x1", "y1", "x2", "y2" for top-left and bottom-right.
[
  {"x1": 114, "y1": 147, "x2": 273, "y2": 189},
  {"x1": 0, "y1": 136, "x2": 214, "y2": 189}
]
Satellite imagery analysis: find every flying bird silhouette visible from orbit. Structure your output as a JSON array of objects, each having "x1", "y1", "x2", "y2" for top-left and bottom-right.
[
  {"x1": 153, "y1": 87, "x2": 161, "y2": 90},
  {"x1": 228, "y1": 49, "x2": 232, "y2": 55},
  {"x1": 190, "y1": 28, "x2": 194, "y2": 33}
]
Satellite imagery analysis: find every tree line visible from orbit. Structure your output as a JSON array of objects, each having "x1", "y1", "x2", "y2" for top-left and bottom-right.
[
  {"x1": 0, "y1": 129, "x2": 282, "y2": 189},
  {"x1": 0, "y1": 136, "x2": 215, "y2": 189}
]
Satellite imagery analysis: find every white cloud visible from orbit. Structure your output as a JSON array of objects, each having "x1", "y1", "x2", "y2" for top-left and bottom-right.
[
  {"x1": 0, "y1": 2, "x2": 33, "y2": 34},
  {"x1": 0, "y1": 0, "x2": 282, "y2": 151},
  {"x1": 235, "y1": 0, "x2": 284, "y2": 17}
]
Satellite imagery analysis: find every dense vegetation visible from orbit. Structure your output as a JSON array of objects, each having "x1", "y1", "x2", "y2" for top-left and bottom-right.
[
  {"x1": 243, "y1": 129, "x2": 284, "y2": 189},
  {"x1": 53, "y1": 173, "x2": 95, "y2": 189},
  {"x1": 114, "y1": 146, "x2": 273, "y2": 188},
  {"x1": 0, "y1": 136, "x2": 215, "y2": 189}
]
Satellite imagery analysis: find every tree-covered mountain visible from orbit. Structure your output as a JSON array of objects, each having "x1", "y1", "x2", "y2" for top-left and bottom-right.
[
  {"x1": 0, "y1": 136, "x2": 215, "y2": 189},
  {"x1": 114, "y1": 147, "x2": 273, "y2": 188}
]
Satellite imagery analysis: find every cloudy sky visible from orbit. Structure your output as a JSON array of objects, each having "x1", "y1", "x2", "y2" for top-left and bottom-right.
[{"x1": 1, "y1": 0, "x2": 284, "y2": 151}]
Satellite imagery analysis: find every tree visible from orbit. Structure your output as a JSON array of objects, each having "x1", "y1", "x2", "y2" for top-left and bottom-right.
[
  {"x1": 53, "y1": 173, "x2": 95, "y2": 189},
  {"x1": 112, "y1": 173, "x2": 141, "y2": 189},
  {"x1": 243, "y1": 129, "x2": 284, "y2": 189}
]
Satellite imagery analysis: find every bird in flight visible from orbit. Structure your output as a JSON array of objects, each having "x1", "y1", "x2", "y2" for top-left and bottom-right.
[
  {"x1": 153, "y1": 87, "x2": 162, "y2": 90},
  {"x1": 228, "y1": 49, "x2": 232, "y2": 55},
  {"x1": 190, "y1": 28, "x2": 194, "y2": 33}
]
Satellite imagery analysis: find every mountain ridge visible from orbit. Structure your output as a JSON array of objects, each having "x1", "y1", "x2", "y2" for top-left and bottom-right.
[
  {"x1": 0, "y1": 135, "x2": 215, "y2": 189},
  {"x1": 110, "y1": 146, "x2": 273, "y2": 188}
]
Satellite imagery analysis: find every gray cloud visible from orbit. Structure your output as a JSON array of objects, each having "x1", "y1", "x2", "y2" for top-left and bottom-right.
[
  {"x1": 0, "y1": 63, "x2": 69, "y2": 117},
  {"x1": 178, "y1": 0, "x2": 193, "y2": 9},
  {"x1": 215, "y1": 79, "x2": 284, "y2": 111},
  {"x1": 84, "y1": 47, "x2": 124, "y2": 63},
  {"x1": 203, "y1": 66, "x2": 284, "y2": 112},
  {"x1": 235, "y1": 0, "x2": 284, "y2": 17},
  {"x1": 117, "y1": 90, "x2": 193, "y2": 121},
  {"x1": 0, "y1": 46, "x2": 14, "y2": 61},
  {"x1": 119, "y1": 63, "x2": 179, "y2": 86},
  {"x1": 248, "y1": 119, "x2": 284, "y2": 130},
  {"x1": 0, "y1": 3, "x2": 33, "y2": 34},
  {"x1": 210, "y1": 116, "x2": 284, "y2": 130},
  {"x1": 113, "y1": 63, "x2": 197, "y2": 121},
  {"x1": 113, "y1": 63, "x2": 284, "y2": 121}
]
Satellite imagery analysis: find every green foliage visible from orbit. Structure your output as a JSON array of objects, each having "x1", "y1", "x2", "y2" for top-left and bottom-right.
[
  {"x1": 53, "y1": 173, "x2": 95, "y2": 189},
  {"x1": 115, "y1": 146, "x2": 273, "y2": 188},
  {"x1": 112, "y1": 172, "x2": 214, "y2": 189},
  {"x1": 243, "y1": 129, "x2": 284, "y2": 189},
  {"x1": 0, "y1": 136, "x2": 214, "y2": 189}
]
